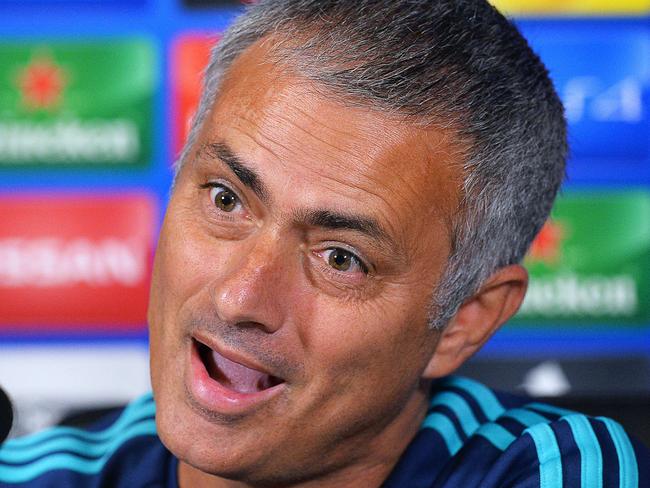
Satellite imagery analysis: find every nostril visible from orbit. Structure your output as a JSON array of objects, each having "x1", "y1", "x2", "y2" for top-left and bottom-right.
[{"x1": 210, "y1": 262, "x2": 288, "y2": 333}]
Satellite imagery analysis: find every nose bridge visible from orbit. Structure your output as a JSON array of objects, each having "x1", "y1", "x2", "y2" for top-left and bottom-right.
[
  {"x1": 212, "y1": 231, "x2": 291, "y2": 331},
  {"x1": 235, "y1": 233, "x2": 286, "y2": 292}
]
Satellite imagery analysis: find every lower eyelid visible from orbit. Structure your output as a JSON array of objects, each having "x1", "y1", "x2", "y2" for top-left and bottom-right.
[{"x1": 319, "y1": 260, "x2": 365, "y2": 282}]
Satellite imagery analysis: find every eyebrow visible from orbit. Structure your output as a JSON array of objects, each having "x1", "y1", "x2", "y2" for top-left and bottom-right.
[
  {"x1": 204, "y1": 142, "x2": 269, "y2": 203},
  {"x1": 294, "y1": 209, "x2": 394, "y2": 246}
]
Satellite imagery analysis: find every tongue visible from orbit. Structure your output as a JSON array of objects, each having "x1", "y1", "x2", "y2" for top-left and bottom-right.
[{"x1": 211, "y1": 350, "x2": 271, "y2": 394}]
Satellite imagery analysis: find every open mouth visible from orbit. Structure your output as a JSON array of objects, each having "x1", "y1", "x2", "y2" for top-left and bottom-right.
[{"x1": 194, "y1": 339, "x2": 284, "y2": 395}]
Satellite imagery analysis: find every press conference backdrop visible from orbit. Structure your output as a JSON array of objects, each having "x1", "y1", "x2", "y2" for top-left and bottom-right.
[{"x1": 0, "y1": 0, "x2": 649, "y2": 437}]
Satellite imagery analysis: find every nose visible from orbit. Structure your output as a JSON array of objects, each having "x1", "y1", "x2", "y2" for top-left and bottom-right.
[{"x1": 211, "y1": 234, "x2": 294, "y2": 333}]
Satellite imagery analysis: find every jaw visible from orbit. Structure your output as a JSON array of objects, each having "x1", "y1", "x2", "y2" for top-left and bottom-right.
[
  {"x1": 150, "y1": 312, "x2": 434, "y2": 488},
  {"x1": 172, "y1": 382, "x2": 432, "y2": 488}
]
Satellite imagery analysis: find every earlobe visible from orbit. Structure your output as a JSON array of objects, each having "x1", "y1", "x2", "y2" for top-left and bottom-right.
[{"x1": 422, "y1": 264, "x2": 528, "y2": 379}]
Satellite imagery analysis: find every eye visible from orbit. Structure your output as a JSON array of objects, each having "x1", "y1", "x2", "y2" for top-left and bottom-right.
[
  {"x1": 209, "y1": 184, "x2": 240, "y2": 213},
  {"x1": 323, "y1": 248, "x2": 368, "y2": 274}
]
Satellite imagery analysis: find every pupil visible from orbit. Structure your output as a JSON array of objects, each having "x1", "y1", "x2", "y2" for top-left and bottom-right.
[
  {"x1": 330, "y1": 250, "x2": 351, "y2": 270},
  {"x1": 218, "y1": 191, "x2": 235, "y2": 210}
]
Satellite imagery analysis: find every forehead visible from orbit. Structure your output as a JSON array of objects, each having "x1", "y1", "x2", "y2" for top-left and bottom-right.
[{"x1": 192, "y1": 39, "x2": 464, "y2": 245}]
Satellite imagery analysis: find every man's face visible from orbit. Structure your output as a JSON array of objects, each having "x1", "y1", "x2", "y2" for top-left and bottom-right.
[{"x1": 149, "y1": 41, "x2": 463, "y2": 485}]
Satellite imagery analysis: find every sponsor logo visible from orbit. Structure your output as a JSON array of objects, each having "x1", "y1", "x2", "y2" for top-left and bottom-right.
[
  {"x1": 0, "y1": 195, "x2": 156, "y2": 330},
  {"x1": 0, "y1": 238, "x2": 146, "y2": 288},
  {"x1": 514, "y1": 191, "x2": 650, "y2": 325},
  {"x1": 0, "y1": 40, "x2": 156, "y2": 167},
  {"x1": 490, "y1": 0, "x2": 650, "y2": 15},
  {"x1": 16, "y1": 51, "x2": 67, "y2": 111},
  {"x1": 563, "y1": 77, "x2": 643, "y2": 125},
  {"x1": 527, "y1": 221, "x2": 565, "y2": 266},
  {"x1": 0, "y1": 120, "x2": 139, "y2": 163},
  {"x1": 171, "y1": 34, "x2": 218, "y2": 158},
  {"x1": 521, "y1": 274, "x2": 638, "y2": 317},
  {"x1": 525, "y1": 27, "x2": 650, "y2": 162}
]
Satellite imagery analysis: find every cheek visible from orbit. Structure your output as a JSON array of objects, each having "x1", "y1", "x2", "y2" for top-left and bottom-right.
[
  {"x1": 148, "y1": 212, "x2": 220, "y2": 371},
  {"x1": 305, "y1": 290, "x2": 432, "y2": 384},
  {"x1": 291, "y1": 295, "x2": 435, "y2": 449},
  {"x1": 151, "y1": 214, "x2": 224, "y2": 311}
]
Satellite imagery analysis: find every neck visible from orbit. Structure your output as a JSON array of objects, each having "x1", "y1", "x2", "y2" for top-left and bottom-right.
[{"x1": 178, "y1": 385, "x2": 430, "y2": 488}]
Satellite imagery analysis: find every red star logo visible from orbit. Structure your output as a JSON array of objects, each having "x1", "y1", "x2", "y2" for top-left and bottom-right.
[
  {"x1": 527, "y1": 220, "x2": 565, "y2": 265},
  {"x1": 16, "y1": 52, "x2": 68, "y2": 111}
]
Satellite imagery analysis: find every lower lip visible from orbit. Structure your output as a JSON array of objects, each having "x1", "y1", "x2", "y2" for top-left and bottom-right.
[{"x1": 186, "y1": 340, "x2": 285, "y2": 416}]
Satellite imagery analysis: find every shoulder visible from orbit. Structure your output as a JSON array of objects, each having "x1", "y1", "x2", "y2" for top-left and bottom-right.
[
  {"x1": 0, "y1": 393, "x2": 176, "y2": 488},
  {"x1": 418, "y1": 376, "x2": 650, "y2": 487}
]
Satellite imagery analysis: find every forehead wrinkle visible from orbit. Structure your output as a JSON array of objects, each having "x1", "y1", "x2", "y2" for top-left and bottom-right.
[
  {"x1": 233, "y1": 110, "x2": 385, "y2": 202},
  {"x1": 254, "y1": 102, "x2": 447, "y2": 220},
  {"x1": 236, "y1": 74, "x2": 406, "y2": 168},
  {"x1": 234, "y1": 111, "x2": 300, "y2": 164},
  {"x1": 255, "y1": 105, "x2": 373, "y2": 169},
  {"x1": 242, "y1": 109, "x2": 405, "y2": 202},
  {"x1": 218, "y1": 108, "x2": 379, "y2": 206},
  {"x1": 283, "y1": 102, "x2": 391, "y2": 161}
]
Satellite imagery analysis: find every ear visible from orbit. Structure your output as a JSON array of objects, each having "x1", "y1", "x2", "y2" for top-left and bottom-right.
[{"x1": 422, "y1": 264, "x2": 528, "y2": 379}]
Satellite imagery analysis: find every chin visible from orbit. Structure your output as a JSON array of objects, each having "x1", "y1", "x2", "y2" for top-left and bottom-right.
[
  {"x1": 154, "y1": 388, "x2": 266, "y2": 480},
  {"x1": 156, "y1": 394, "x2": 330, "y2": 487}
]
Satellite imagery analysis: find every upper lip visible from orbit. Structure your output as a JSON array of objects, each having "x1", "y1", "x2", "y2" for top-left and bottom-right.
[{"x1": 192, "y1": 331, "x2": 282, "y2": 381}]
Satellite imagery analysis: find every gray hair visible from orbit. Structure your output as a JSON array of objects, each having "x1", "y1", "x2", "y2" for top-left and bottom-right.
[{"x1": 178, "y1": 0, "x2": 567, "y2": 329}]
